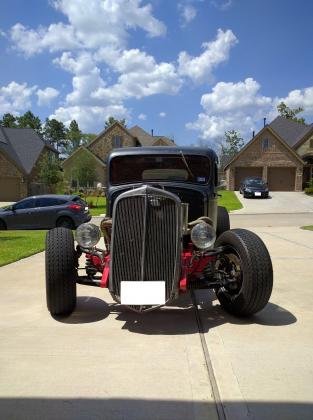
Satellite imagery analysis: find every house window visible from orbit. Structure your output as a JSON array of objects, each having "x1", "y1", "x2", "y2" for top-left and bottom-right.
[
  {"x1": 113, "y1": 135, "x2": 122, "y2": 148},
  {"x1": 262, "y1": 138, "x2": 270, "y2": 151}
]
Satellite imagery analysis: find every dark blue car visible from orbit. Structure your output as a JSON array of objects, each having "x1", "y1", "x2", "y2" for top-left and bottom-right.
[
  {"x1": 239, "y1": 177, "x2": 269, "y2": 198},
  {"x1": 0, "y1": 194, "x2": 91, "y2": 230}
]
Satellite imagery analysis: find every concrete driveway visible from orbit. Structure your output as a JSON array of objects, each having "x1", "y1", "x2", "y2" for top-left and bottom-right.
[
  {"x1": 233, "y1": 191, "x2": 313, "y2": 214},
  {"x1": 0, "y1": 215, "x2": 313, "y2": 419}
]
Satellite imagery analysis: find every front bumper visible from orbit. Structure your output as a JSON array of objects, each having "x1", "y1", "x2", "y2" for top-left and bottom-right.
[{"x1": 244, "y1": 190, "x2": 269, "y2": 198}]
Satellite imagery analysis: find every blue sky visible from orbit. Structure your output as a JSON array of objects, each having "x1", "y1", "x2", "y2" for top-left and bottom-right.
[{"x1": 1, "y1": 0, "x2": 313, "y2": 148}]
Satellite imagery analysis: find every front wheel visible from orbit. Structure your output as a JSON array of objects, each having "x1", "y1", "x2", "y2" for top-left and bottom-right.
[
  {"x1": 45, "y1": 227, "x2": 77, "y2": 315},
  {"x1": 215, "y1": 229, "x2": 273, "y2": 316}
]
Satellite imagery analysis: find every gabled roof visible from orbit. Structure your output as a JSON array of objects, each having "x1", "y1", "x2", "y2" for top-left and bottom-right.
[
  {"x1": 0, "y1": 127, "x2": 58, "y2": 175},
  {"x1": 269, "y1": 116, "x2": 313, "y2": 148},
  {"x1": 224, "y1": 125, "x2": 304, "y2": 170},
  {"x1": 62, "y1": 146, "x2": 106, "y2": 167},
  {"x1": 87, "y1": 121, "x2": 133, "y2": 149},
  {"x1": 128, "y1": 125, "x2": 175, "y2": 146}
]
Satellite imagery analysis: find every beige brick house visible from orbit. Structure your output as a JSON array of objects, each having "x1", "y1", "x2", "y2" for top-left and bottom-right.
[
  {"x1": 63, "y1": 122, "x2": 175, "y2": 188},
  {"x1": 224, "y1": 116, "x2": 313, "y2": 191},
  {"x1": 0, "y1": 127, "x2": 58, "y2": 201}
]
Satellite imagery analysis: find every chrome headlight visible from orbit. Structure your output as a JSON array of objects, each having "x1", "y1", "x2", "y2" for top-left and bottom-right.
[
  {"x1": 191, "y1": 222, "x2": 216, "y2": 250},
  {"x1": 76, "y1": 223, "x2": 101, "y2": 248}
]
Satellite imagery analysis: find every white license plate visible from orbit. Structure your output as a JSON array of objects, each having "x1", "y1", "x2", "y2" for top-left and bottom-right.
[
  {"x1": 254, "y1": 192, "x2": 261, "y2": 196},
  {"x1": 121, "y1": 281, "x2": 165, "y2": 305}
]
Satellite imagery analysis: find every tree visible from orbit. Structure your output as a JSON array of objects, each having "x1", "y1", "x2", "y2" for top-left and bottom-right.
[
  {"x1": 71, "y1": 153, "x2": 97, "y2": 187},
  {"x1": 39, "y1": 153, "x2": 63, "y2": 191},
  {"x1": 0, "y1": 113, "x2": 17, "y2": 127},
  {"x1": 81, "y1": 133, "x2": 97, "y2": 146},
  {"x1": 220, "y1": 130, "x2": 244, "y2": 157},
  {"x1": 277, "y1": 102, "x2": 305, "y2": 124},
  {"x1": 104, "y1": 116, "x2": 126, "y2": 129},
  {"x1": 17, "y1": 111, "x2": 42, "y2": 134},
  {"x1": 64, "y1": 120, "x2": 82, "y2": 154},
  {"x1": 44, "y1": 118, "x2": 67, "y2": 151}
]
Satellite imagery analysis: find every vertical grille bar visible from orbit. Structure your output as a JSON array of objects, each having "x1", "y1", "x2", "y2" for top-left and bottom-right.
[{"x1": 110, "y1": 186, "x2": 181, "y2": 302}]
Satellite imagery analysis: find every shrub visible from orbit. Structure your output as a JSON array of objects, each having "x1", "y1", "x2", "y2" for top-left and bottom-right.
[{"x1": 304, "y1": 187, "x2": 313, "y2": 195}]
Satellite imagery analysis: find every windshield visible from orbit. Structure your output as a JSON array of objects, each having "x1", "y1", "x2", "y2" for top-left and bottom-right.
[
  {"x1": 110, "y1": 154, "x2": 211, "y2": 185},
  {"x1": 246, "y1": 179, "x2": 266, "y2": 187}
]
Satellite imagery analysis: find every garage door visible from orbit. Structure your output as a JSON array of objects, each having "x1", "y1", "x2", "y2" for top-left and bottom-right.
[
  {"x1": 268, "y1": 167, "x2": 295, "y2": 191},
  {"x1": 0, "y1": 178, "x2": 20, "y2": 201},
  {"x1": 234, "y1": 167, "x2": 263, "y2": 190}
]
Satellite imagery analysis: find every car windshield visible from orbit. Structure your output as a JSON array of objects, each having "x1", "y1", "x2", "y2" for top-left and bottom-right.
[
  {"x1": 246, "y1": 179, "x2": 266, "y2": 187},
  {"x1": 110, "y1": 155, "x2": 211, "y2": 185}
]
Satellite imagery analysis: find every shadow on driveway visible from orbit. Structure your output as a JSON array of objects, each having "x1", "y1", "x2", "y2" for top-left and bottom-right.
[{"x1": 53, "y1": 292, "x2": 296, "y2": 334}]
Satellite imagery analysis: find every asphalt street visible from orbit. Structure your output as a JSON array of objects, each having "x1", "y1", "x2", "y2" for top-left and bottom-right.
[{"x1": 0, "y1": 211, "x2": 313, "y2": 420}]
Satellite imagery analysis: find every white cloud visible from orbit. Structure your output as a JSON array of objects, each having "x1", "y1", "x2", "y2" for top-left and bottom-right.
[
  {"x1": 159, "y1": 112, "x2": 166, "y2": 117},
  {"x1": 10, "y1": 0, "x2": 166, "y2": 56},
  {"x1": 10, "y1": 22, "x2": 80, "y2": 57},
  {"x1": 279, "y1": 87, "x2": 313, "y2": 116},
  {"x1": 0, "y1": 81, "x2": 37, "y2": 114},
  {"x1": 178, "y1": 29, "x2": 238, "y2": 83},
  {"x1": 93, "y1": 48, "x2": 182, "y2": 101},
  {"x1": 178, "y1": 4, "x2": 197, "y2": 26},
  {"x1": 211, "y1": 0, "x2": 232, "y2": 11},
  {"x1": 36, "y1": 87, "x2": 59, "y2": 106},
  {"x1": 50, "y1": 104, "x2": 129, "y2": 132},
  {"x1": 186, "y1": 78, "x2": 273, "y2": 142},
  {"x1": 138, "y1": 113, "x2": 146, "y2": 120}
]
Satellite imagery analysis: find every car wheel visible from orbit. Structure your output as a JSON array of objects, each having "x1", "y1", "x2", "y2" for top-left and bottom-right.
[
  {"x1": 45, "y1": 227, "x2": 77, "y2": 316},
  {"x1": 0, "y1": 219, "x2": 6, "y2": 230},
  {"x1": 215, "y1": 229, "x2": 273, "y2": 316},
  {"x1": 56, "y1": 216, "x2": 74, "y2": 229},
  {"x1": 216, "y1": 206, "x2": 230, "y2": 237}
]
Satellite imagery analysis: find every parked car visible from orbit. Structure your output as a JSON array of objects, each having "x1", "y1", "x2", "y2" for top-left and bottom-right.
[
  {"x1": 0, "y1": 194, "x2": 91, "y2": 230},
  {"x1": 45, "y1": 147, "x2": 273, "y2": 318},
  {"x1": 239, "y1": 177, "x2": 269, "y2": 198}
]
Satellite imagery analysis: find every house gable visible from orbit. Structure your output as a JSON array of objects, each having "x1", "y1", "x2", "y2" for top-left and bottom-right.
[
  {"x1": 225, "y1": 126, "x2": 303, "y2": 171},
  {"x1": 88, "y1": 122, "x2": 136, "y2": 161},
  {"x1": 295, "y1": 129, "x2": 313, "y2": 157},
  {"x1": 62, "y1": 146, "x2": 107, "y2": 187}
]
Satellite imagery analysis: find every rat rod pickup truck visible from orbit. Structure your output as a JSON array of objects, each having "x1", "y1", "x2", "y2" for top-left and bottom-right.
[{"x1": 45, "y1": 147, "x2": 273, "y2": 316}]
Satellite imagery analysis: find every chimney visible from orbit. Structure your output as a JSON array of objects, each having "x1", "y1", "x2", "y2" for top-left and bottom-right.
[
  {"x1": 151, "y1": 129, "x2": 154, "y2": 136},
  {"x1": 252, "y1": 130, "x2": 255, "y2": 138},
  {"x1": 263, "y1": 117, "x2": 266, "y2": 127}
]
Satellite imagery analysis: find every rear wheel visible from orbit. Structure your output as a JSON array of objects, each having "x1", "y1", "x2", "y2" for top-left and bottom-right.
[
  {"x1": 0, "y1": 219, "x2": 6, "y2": 230},
  {"x1": 45, "y1": 227, "x2": 77, "y2": 315},
  {"x1": 216, "y1": 206, "x2": 230, "y2": 237},
  {"x1": 215, "y1": 229, "x2": 273, "y2": 316},
  {"x1": 56, "y1": 216, "x2": 74, "y2": 229}
]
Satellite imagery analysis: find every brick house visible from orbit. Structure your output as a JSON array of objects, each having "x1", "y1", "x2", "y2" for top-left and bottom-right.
[
  {"x1": 62, "y1": 122, "x2": 175, "y2": 188},
  {"x1": 0, "y1": 127, "x2": 58, "y2": 201},
  {"x1": 224, "y1": 116, "x2": 313, "y2": 191}
]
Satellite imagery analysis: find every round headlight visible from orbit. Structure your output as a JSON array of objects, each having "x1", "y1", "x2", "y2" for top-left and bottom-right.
[
  {"x1": 76, "y1": 223, "x2": 101, "y2": 248},
  {"x1": 191, "y1": 222, "x2": 216, "y2": 250}
]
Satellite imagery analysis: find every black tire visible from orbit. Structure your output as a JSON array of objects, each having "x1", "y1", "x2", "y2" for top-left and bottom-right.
[
  {"x1": 0, "y1": 219, "x2": 6, "y2": 230},
  {"x1": 56, "y1": 216, "x2": 74, "y2": 229},
  {"x1": 45, "y1": 227, "x2": 77, "y2": 315},
  {"x1": 216, "y1": 206, "x2": 230, "y2": 237},
  {"x1": 215, "y1": 228, "x2": 273, "y2": 316}
]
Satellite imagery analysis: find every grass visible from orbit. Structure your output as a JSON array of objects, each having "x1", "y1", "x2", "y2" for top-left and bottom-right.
[
  {"x1": 217, "y1": 190, "x2": 243, "y2": 212},
  {"x1": 300, "y1": 225, "x2": 313, "y2": 231},
  {"x1": 85, "y1": 196, "x2": 106, "y2": 216},
  {"x1": 0, "y1": 230, "x2": 47, "y2": 267}
]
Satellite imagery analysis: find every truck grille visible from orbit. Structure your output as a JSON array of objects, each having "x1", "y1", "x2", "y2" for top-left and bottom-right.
[{"x1": 109, "y1": 186, "x2": 181, "y2": 302}]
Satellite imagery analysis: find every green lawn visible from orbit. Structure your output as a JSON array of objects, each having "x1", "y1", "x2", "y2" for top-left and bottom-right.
[
  {"x1": 217, "y1": 190, "x2": 243, "y2": 212},
  {"x1": 300, "y1": 225, "x2": 313, "y2": 231},
  {"x1": 0, "y1": 230, "x2": 47, "y2": 267},
  {"x1": 85, "y1": 196, "x2": 106, "y2": 216}
]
